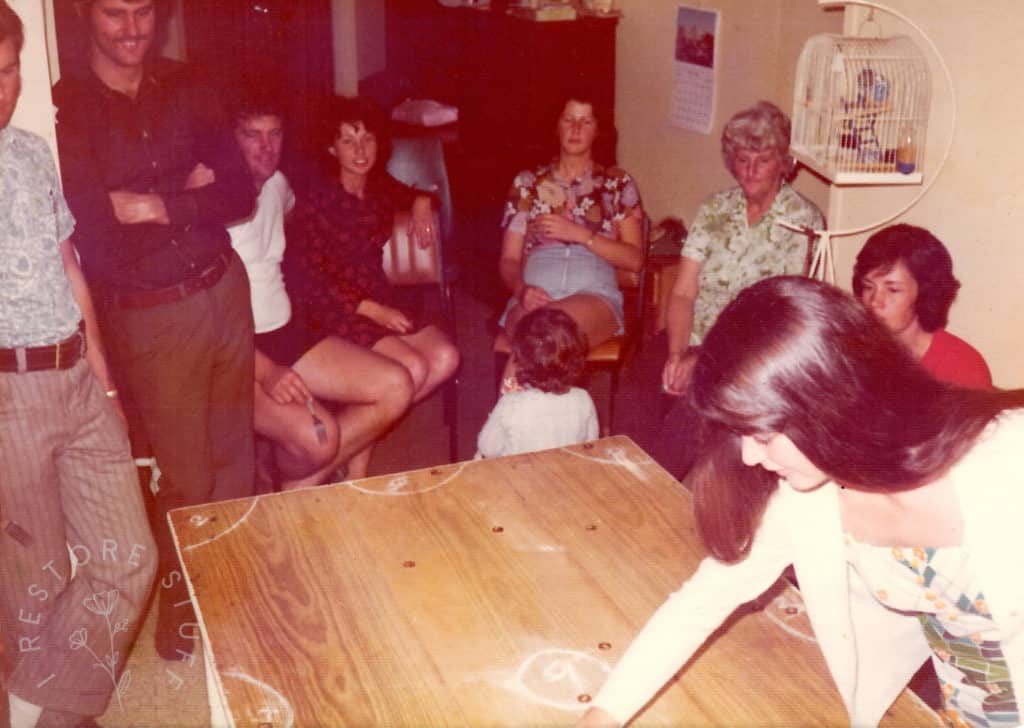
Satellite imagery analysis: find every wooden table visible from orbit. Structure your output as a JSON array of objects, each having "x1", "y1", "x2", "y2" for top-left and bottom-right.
[{"x1": 169, "y1": 437, "x2": 940, "y2": 727}]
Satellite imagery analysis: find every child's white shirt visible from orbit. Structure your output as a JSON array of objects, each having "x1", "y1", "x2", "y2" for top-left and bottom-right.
[{"x1": 476, "y1": 386, "x2": 598, "y2": 458}]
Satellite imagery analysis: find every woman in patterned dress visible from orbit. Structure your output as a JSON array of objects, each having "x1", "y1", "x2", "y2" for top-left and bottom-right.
[
  {"x1": 498, "y1": 92, "x2": 645, "y2": 361},
  {"x1": 660, "y1": 100, "x2": 823, "y2": 396},
  {"x1": 580, "y1": 277, "x2": 1024, "y2": 728},
  {"x1": 285, "y1": 98, "x2": 459, "y2": 469}
]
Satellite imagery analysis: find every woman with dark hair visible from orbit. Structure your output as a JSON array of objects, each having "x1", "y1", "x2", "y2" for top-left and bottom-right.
[
  {"x1": 854, "y1": 223, "x2": 991, "y2": 389},
  {"x1": 580, "y1": 276, "x2": 1024, "y2": 728},
  {"x1": 497, "y1": 91, "x2": 644, "y2": 363},
  {"x1": 284, "y1": 96, "x2": 459, "y2": 472},
  {"x1": 222, "y1": 93, "x2": 415, "y2": 486},
  {"x1": 477, "y1": 307, "x2": 597, "y2": 458}
]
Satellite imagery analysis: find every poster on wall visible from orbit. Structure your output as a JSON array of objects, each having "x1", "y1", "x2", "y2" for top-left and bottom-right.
[{"x1": 669, "y1": 5, "x2": 719, "y2": 134}]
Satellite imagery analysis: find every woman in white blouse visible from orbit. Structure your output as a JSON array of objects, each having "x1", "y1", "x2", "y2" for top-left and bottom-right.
[{"x1": 580, "y1": 276, "x2": 1024, "y2": 728}]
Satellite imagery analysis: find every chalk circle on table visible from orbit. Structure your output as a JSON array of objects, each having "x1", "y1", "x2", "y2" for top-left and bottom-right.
[
  {"x1": 219, "y1": 669, "x2": 296, "y2": 728},
  {"x1": 345, "y1": 462, "x2": 469, "y2": 497},
  {"x1": 182, "y1": 498, "x2": 260, "y2": 553},
  {"x1": 507, "y1": 647, "x2": 613, "y2": 712}
]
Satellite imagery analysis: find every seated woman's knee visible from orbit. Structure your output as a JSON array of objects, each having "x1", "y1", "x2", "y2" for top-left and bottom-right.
[
  {"x1": 432, "y1": 339, "x2": 461, "y2": 381},
  {"x1": 401, "y1": 350, "x2": 430, "y2": 391},
  {"x1": 376, "y1": 360, "x2": 416, "y2": 410}
]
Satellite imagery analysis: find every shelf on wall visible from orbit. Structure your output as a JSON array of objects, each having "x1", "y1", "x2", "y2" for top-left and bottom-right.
[{"x1": 792, "y1": 149, "x2": 923, "y2": 186}]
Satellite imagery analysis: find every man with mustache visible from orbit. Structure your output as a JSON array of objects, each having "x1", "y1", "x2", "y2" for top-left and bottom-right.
[
  {"x1": 0, "y1": 4, "x2": 155, "y2": 726},
  {"x1": 52, "y1": 0, "x2": 256, "y2": 662}
]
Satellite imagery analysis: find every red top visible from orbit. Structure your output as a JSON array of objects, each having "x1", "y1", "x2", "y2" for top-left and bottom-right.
[{"x1": 920, "y1": 329, "x2": 993, "y2": 390}]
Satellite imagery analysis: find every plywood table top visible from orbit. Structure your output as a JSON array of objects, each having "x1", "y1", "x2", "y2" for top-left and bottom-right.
[{"x1": 169, "y1": 437, "x2": 940, "y2": 727}]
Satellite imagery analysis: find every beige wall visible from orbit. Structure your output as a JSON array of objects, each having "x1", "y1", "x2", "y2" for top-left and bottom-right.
[
  {"x1": 10, "y1": 0, "x2": 57, "y2": 157},
  {"x1": 614, "y1": 0, "x2": 841, "y2": 230},
  {"x1": 615, "y1": 0, "x2": 1023, "y2": 387}
]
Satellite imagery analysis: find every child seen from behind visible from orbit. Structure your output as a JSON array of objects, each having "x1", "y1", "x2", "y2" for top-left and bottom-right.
[{"x1": 477, "y1": 308, "x2": 598, "y2": 458}]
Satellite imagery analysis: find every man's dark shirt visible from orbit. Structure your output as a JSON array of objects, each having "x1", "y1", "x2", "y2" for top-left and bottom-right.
[{"x1": 52, "y1": 58, "x2": 254, "y2": 291}]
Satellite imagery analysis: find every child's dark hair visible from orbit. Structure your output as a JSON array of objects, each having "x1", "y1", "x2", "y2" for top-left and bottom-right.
[{"x1": 511, "y1": 308, "x2": 588, "y2": 395}]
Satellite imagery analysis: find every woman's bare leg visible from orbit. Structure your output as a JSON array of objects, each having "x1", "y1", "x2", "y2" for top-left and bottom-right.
[
  {"x1": 292, "y1": 337, "x2": 414, "y2": 483},
  {"x1": 499, "y1": 293, "x2": 618, "y2": 382},
  {"x1": 546, "y1": 293, "x2": 619, "y2": 348},
  {"x1": 372, "y1": 325, "x2": 460, "y2": 403},
  {"x1": 254, "y1": 384, "x2": 340, "y2": 490},
  {"x1": 344, "y1": 447, "x2": 373, "y2": 480}
]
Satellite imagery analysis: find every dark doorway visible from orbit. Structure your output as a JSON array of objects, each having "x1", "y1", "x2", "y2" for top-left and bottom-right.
[{"x1": 180, "y1": 0, "x2": 335, "y2": 168}]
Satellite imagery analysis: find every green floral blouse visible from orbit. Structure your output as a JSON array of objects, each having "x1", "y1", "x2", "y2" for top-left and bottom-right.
[{"x1": 682, "y1": 183, "x2": 824, "y2": 344}]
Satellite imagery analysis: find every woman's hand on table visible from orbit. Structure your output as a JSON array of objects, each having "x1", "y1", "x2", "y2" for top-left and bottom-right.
[
  {"x1": 528, "y1": 213, "x2": 589, "y2": 245},
  {"x1": 576, "y1": 707, "x2": 620, "y2": 728},
  {"x1": 261, "y1": 364, "x2": 313, "y2": 405},
  {"x1": 662, "y1": 349, "x2": 697, "y2": 396},
  {"x1": 361, "y1": 300, "x2": 413, "y2": 333},
  {"x1": 517, "y1": 284, "x2": 554, "y2": 312}
]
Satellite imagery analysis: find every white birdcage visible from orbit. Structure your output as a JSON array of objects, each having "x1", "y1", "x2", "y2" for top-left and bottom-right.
[{"x1": 792, "y1": 34, "x2": 931, "y2": 185}]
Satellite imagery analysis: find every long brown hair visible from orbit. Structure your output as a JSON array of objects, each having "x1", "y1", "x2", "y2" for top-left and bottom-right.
[{"x1": 686, "y1": 276, "x2": 1024, "y2": 562}]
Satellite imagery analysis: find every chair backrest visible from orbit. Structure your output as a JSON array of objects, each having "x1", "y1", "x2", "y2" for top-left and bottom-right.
[
  {"x1": 381, "y1": 211, "x2": 442, "y2": 287},
  {"x1": 385, "y1": 136, "x2": 454, "y2": 243}
]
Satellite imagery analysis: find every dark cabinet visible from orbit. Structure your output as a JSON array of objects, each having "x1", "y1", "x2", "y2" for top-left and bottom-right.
[
  {"x1": 374, "y1": 2, "x2": 620, "y2": 301},
  {"x1": 382, "y1": 3, "x2": 618, "y2": 160}
]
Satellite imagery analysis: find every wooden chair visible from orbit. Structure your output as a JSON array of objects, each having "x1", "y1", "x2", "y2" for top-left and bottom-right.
[
  {"x1": 381, "y1": 209, "x2": 459, "y2": 463},
  {"x1": 383, "y1": 135, "x2": 459, "y2": 463},
  {"x1": 493, "y1": 216, "x2": 652, "y2": 435}
]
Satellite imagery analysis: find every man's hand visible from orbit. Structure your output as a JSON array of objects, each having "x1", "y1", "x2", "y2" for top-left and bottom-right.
[
  {"x1": 108, "y1": 191, "x2": 169, "y2": 225},
  {"x1": 184, "y1": 162, "x2": 216, "y2": 190},
  {"x1": 662, "y1": 349, "x2": 698, "y2": 396},
  {"x1": 260, "y1": 364, "x2": 313, "y2": 405}
]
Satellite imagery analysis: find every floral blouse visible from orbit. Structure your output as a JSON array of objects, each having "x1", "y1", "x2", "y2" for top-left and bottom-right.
[
  {"x1": 283, "y1": 172, "x2": 419, "y2": 349},
  {"x1": 501, "y1": 161, "x2": 642, "y2": 254},
  {"x1": 682, "y1": 183, "x2": 823, "y2": 344}
]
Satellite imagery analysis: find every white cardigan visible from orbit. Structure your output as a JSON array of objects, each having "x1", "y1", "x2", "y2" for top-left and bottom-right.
[{"x1": 593, "y1": 410, "x2": 1024, "y2": 727}]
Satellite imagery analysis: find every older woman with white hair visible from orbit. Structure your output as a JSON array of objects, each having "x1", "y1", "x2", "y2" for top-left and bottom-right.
[
  {"x1": 615, "y1": 101, "x2": 824, "y2": 481},
  {"x1": 661, "y1": 100, "x2": 824, "y2": 394}
]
